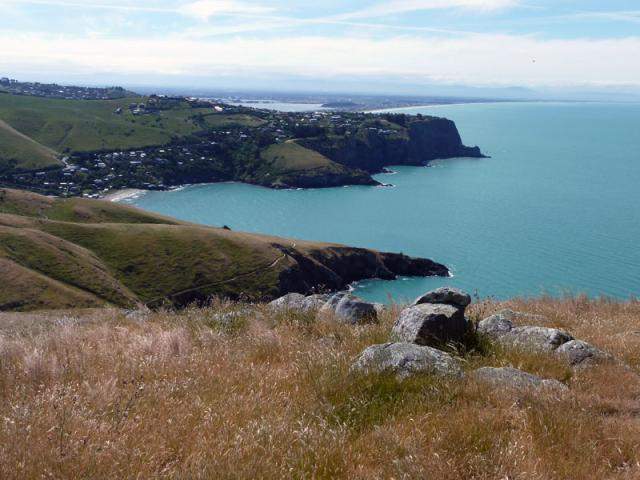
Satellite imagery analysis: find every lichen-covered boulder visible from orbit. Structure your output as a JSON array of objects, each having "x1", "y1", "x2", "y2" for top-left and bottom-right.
[
  {"x1": 478, "y1": 312, "x2": 573, "y2": 352},
  {"x1": 477, "y1": 313, "x2": 514, "y2": 337},
  {"x1": 471, "y1": 367, "x2": 567, "y2": 393},
  {"x1": 351, "y1": 342, "x2": 464, "y2": 380},
  {"x1": 333, "y1": 295, "x2": 378, "y2": 324},
  {"x1": 501, "y1": 326, "x2": 574, "y2": 352},
  {"x1": 555, "y1": 340, "x2": 613, "y2": 366},
  {"x1": 320, "y1": 292, "x2": 349, "y2": 312},
  {"x1": 269, "y1": 293, "x2": 330, "y2": 312},
  {"x1": 268, "y1": 293, "x2": 307, "y2": 311},
  {"x1": 412, "y1": 287, "x2": 471, "y2": 309},
  {"x1": 391, "y1": 303, "x2": 467, "y2": 346},
  {"x1": 300, "y1": 294, "x2": 331, "y2": 311}
]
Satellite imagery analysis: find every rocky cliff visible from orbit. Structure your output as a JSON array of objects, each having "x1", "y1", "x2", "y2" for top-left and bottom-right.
[{"x1": 299, "y1": 115, "x2": 484, "y2": 175}]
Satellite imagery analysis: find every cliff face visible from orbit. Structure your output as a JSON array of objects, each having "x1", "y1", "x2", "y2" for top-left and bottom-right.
[
  {"x1": 299, "y1": 116, "x2": 484, "y2": 175},
  {"x1": 407, "y1": 118, "x2": 483, "y2": 163},
  {"x1": 275, "y1": 245, "x2": 449, "y2": 295}
]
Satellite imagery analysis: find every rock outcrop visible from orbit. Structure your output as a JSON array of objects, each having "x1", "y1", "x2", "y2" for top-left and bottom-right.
[
  {"x1": 391, "y1": 287, "x2": 472, "y2": 346},
  {"x1": 269, "y1": 291, "x2": 379, "y2": 324},
  {"x1": 555, "y1": 340, "x2": 613, "y2": 366},
  {"x1": 330, "y1": 294, "x2": 378, "y2": 324},
  {"x1": 412, "y1": 286, "x2": 471, "y2": 308},
  {"x1": 471, "y1": 367, "x2": 567, "y2": 393},
  {"x1": 391, "y1": 303, "x2": 468, "y2": 346},
  {"x1": 478, "y1": 310, "x2": 614, "y2": 367},
  {"x1": 351, "y1": 342, "x2": 464, "y2": 380},
  {"x1": 277, "y1": 246, "x2": 449, "y2": 298},
  {"x1": 268, "y1": 293, "x2": 331, "y2": 312},
  {"x1": 478, "y1": 312, "x2": 574, "y2": 352},
  {"x1": 299, "y1": 116, "x2": 484, "y2": 176}
]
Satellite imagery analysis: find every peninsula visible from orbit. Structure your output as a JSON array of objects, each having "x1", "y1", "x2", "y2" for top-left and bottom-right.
[
  {"x1": 0, "y1": 188, "x2": 448, "y2": 311},
  {"x1": 0, "y1": 78, "x2": 484, "y2": 197}
]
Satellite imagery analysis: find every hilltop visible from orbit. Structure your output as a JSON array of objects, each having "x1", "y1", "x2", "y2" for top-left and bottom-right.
[
  {"x1": 0, "y1": 188, "x2": 448, "y2": 311},
  {"x1": 0, "y1": 79, "x2": 483, "y2": 196}
]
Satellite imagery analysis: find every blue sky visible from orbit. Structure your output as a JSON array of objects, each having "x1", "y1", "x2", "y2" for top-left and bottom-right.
[{"x1": 1, "y1": 1, "x2": 639, "y2": 95}]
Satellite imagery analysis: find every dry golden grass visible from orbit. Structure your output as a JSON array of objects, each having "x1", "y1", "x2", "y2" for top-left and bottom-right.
[{"x1": 1, "y1": 296, "x2": 640, "y2": 479}]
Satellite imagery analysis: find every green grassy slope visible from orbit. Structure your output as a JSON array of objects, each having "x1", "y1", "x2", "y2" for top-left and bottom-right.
[
  {"x1": 0, "y1": 118, "x2": 59, "y2": 171},
  {"x1": 0, "y1": 189, "x2": 311, "y2": 310},
  {"x1": 0, "y1": 189, "x2": 443, "y2": 311},
  {"x1": 256, "y1": 141, "x2": 376, "y2": 188},
  {"x1": 261, "y1": 141, "x2": 336, "y2": 171},
  {"x1": 0, "y1": 94, "x2": 266, "y2": 171},
  {"x1": 0, "y1": 187, "x2": 180, "y2": 224}
]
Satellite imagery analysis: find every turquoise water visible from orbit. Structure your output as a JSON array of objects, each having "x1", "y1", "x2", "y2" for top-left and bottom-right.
[{"x1": 129, "y1": 102, "x2": 640, "y2": 303}]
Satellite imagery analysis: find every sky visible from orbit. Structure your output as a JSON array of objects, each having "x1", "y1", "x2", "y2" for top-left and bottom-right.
[{"x1": 1, "y1": 0, "x2": 640, "y2": 97}]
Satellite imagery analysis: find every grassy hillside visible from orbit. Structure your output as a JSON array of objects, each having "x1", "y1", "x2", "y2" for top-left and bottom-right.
[
  {"x1": 0, "y1": 188, "x2": 297, "y2": 310},
  {"x1": 261, "y1": 141, "x2": 337, "y2": 171},
  {"x1": 1, "y1": 297, "x2": 639, "y2": 478},
  {"x1": 256, "y1": 141, "x2": 376, "y2": 188},
  {"x1": 0, "y1": 94, "x2": 264, "y2": 172},
  {"x1": 0, "y1": 188, "x2": 440, "y2": 311},
  {"x1": 0, "y1": 119, "x2": 59, "y2": 171},
  {"x1": 0, "y1": 187, "x2": 180, "y2": 224}
]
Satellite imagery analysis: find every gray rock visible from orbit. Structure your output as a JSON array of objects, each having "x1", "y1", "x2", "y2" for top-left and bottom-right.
[
  {"x1": 478, "y1": 312, "x2": 573, "y2": 352},
  {"x1": 300, "y1": 294, "x2": 331, "y2": 311},
  {"x1": 333, "y1": 295, "x2": 378, "y2": 324},
  {"x1": 320, "y1": 292, "x2": 349, "y2": 312},
  {"x1": 500, "y1": 326, "x2": 573, "y2": 352},
  {"x1": 351, "y1": 342, "x2": 464, "y2": 380},
  {"x1": 471, "y1": 367, "x2": 567, "y2": 393},
  {"x1": 412, "y1": 287, "x2": 471, "y2": 308},
  {"x1": 268, "y1": 293, "x2": 307, "y2": 311},
  {"x1": 477, "y1": 313, "x2": 514, "y2": 337},
  {"x1": 555, "y1": 340, "x2": 613, "y2": 366},
  {"x1": 391, "y1": 303, "x2": 467, "y2": 346},
  {"x1": 269, "y1": 293, "x2": 330, "y2": 313},
  {"x1": 497, "y1": 309, "x2": 548, "y2": 323},
  {"x1": 373, "y1": 303, "x2": 386, "y2": 316}
]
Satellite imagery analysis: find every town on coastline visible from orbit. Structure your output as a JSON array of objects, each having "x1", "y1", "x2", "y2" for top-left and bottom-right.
[{"x1": 0, "y1": 78, "x2": 483, "y2": 198}]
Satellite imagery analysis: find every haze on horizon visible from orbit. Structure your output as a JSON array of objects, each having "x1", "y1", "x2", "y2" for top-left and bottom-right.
[{"x1": 2, "y1": 0, "x2": 640, "y2": 100}]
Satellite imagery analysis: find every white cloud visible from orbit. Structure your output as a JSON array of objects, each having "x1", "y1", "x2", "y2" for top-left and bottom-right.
[
  {"x1": 179, "y1": 1, "x2": 275, "y2": 20},
  {"x1": 4, "y1": 0, "x2": 276, "y2": 19},
  {"x1": 568, "y1": 10, "x2": 640, "y2": 25},
  {"x1": 3, "y1": 0, "x2": 170, "y2": 12},
  {"x1": 1, "y1": 32, "x2": 639, "y2": 88},
  {"x1": 338, "y1": 0, "x2": 518, "y2": 19}
]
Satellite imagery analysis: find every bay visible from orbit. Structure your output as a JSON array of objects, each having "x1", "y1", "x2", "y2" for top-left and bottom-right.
[{"x1": 128, "y1": 102, "x2": 640, "y2": 303}]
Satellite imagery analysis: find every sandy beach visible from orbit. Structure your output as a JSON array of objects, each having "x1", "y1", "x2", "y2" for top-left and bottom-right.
[{"x1": 102, "y1": 188, "x2": 145, "y2": 202}]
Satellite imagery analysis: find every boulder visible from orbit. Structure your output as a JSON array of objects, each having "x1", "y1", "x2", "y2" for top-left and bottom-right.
[
  {"x1": 496, "y1": 309, "x2": 548, "y2": 323},
  {"x1": 471, "y1": 367, "x2": 567, "y2": 393},
  {"x1": 412, "y1": 287, "x2": 471, "y2": 309},
  {"x1": 268, "y1": 293, "x2": 306, "y2": 311},
  {"x1": 391, "y1": 303, "x2": 467, "y2": 346},
  {"x1": 478, "y1": 312, "x2": 573, "y2": 352},
  {"x1": 333, "y1": 295, "x2": 378, "y2": 324},
  {"x1": 320, "y1": 292, "x2": 349, "y2": 312},
  {"x1": 351, "y1": 342, "x2": 464, "y2": 380},
  {"x1": 373, "y1": 303, "x2": 386, "y2": 316},
  {"x1": 300, "y1": 294, "x2": 331, "y2": 311},
  {"x1": 269, "y1": 293, "x2": 330, "y2": 312},
  {"x1": 500, "y1": 326, "x2": 573, "y2": 352},
  {"x1": 555, "y1": 340, "x2": 612, "y2": 366},
  {"x1": 477, "y1": 313, "x2": 514, "y2": 337}
]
